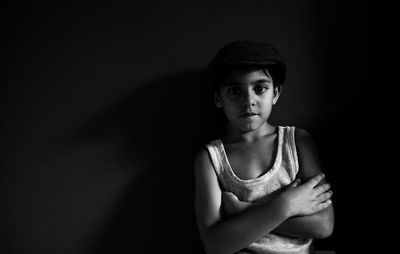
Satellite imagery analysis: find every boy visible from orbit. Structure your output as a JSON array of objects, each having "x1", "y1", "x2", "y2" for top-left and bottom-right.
[{"x1": 194, "y1": 41, "x2": 334, "y2": 254}]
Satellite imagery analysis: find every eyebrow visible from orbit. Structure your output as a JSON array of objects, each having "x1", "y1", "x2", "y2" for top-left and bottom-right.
[
  {"x1": 224, "y1": 78, "x2": 272, "y2": 86},
  {"x1": 251, "y1": 78, "x2": 272, "y2": 85}
]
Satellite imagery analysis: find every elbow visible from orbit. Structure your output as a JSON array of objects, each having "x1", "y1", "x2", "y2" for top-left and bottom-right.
[
  {"x1": 312, "y1": 207, "x2": 335, "y2": 239},
  {"x1": 313, "y1": 221, "x2": 334, "y2": 239},
  {"x1": 313, "y1": 228, "x2": 333, "y2": 239}
]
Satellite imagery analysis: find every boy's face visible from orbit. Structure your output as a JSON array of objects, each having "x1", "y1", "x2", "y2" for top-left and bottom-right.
[{"x1": 214, "y1": 68, "x2": 281, "y2": 133}]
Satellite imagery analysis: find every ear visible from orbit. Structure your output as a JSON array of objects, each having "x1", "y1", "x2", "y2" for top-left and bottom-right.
[
  {"x1": 214, "y1": 91, "x2": 222, "y2": 108},
  {"x1": 272, "y1": 85, "x2": 282, "y2": 105}
]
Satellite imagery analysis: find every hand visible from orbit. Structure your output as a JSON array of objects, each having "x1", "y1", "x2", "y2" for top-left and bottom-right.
[
  {"x1": 222, "y1": 192, "x2": 254, "y2": 217},
  {"x1": 222, "y1": 191, "x2": 278, "y2": 217},
  {"x1": 280, "y1": 173, "x2": 332, "y2": 217}
]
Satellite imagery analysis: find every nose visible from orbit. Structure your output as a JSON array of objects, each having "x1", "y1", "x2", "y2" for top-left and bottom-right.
[{"x1": 242, "y1": 89, "x2": 255, "y2": 108}]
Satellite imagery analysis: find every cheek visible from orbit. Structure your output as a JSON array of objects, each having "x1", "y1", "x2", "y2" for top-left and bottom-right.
[
  {"x1": 221, "y1": 97, "x2": 239, "y2": 109},
  {"x1": 221, "y1": 102, "x2": 241, "y2": 119},
  {"x1": 222, "y1": 104, "x2": 237, "y2": 116},
  {"x1": 258, "y1": 98, "x2": 274, "y2": 112}
]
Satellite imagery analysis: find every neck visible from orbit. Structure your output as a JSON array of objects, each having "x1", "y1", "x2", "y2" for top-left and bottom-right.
[{"x1": 224, "y1": 122, "x2": 277, "y2": 143}]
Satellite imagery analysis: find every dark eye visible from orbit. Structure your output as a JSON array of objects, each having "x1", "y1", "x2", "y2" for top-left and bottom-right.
[
  {"x1": 254, "y1": 85, "x2": 267, "y2": 94},
  {"x1": 227, "y1": 87, "x2": 242, "y2": 96}
]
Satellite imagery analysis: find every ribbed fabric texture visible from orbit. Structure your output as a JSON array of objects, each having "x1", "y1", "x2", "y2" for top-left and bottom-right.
[{"x1": 206, "y1": 126, "x2": 312, "y2": 254}]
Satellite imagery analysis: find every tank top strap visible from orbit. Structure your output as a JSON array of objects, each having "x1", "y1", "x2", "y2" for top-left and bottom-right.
[
  {"x1": 205, "y1": 140, "x2": 226, "y2": 178},
  {"x1": 281, "y1": 126, "x2": 300, "y2": 178},
  {"x1": 205, "y1": 126, "x2": 300, "y2": 182}
]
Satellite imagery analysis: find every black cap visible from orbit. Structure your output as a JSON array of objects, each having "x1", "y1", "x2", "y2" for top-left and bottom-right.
[{"x1": 204, "y1": 40, "x2": 286, "y2": 91}]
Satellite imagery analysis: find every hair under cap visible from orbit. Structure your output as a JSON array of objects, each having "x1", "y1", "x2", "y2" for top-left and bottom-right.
[{"x1": 204, "y1": 40, "x2": 286, "y2": 91}]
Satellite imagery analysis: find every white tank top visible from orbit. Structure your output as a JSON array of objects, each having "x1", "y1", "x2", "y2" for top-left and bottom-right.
[{"x1": 205, "y1": 126, "x2": 312, "y2": 254}]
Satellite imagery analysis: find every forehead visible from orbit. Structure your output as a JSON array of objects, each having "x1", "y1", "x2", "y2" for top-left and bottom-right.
[{"x1": 219, "y1": 68, "x2": 273, "y2": 87}]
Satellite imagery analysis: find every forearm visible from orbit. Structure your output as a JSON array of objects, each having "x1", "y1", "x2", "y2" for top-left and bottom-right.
[
  {"x1": 273, "y1": 205, "x2": 334, "y2": 239},
  {"x1": 203, "y1": 197, "x2": 290, "y2": 254}
]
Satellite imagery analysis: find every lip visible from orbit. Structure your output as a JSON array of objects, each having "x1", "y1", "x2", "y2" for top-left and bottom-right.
[{"x1": 239, "y1": 112, "x2": 259, "y2": 118}]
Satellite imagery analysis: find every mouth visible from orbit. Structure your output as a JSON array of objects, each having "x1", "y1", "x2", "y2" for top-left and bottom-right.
[{"x1": 239, "y1": 112, "x2": 259, "y2": 118}]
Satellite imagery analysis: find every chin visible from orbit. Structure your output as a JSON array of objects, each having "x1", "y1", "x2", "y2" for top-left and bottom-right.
[{"x1": 239, "y1": 124, "x2": 259, "y2": 132}]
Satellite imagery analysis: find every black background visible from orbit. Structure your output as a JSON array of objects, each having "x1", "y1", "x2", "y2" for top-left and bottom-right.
[{"x1": 2, "y1": 1, "x2": 393, "y2": 253}]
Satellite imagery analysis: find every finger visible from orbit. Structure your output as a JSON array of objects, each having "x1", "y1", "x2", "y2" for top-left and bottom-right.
[
  {"x1": 303, "y1": 173, "x2": 325, "y2": 189},
  {"x1": 315, "y1": 199, "x2": 332, "y2": 212},
  {"x1": 315, "y1": 190, "x2": 333, "y2": 203},
  {"x1": 313, "y1": 182, "x2": 331, "y2": 196},
  {"x1": 289, "y1": 179, "x2": 301, "y2": 188}
]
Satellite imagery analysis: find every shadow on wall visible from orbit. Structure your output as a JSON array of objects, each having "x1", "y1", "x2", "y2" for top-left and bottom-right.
[
  {"x1": 53, "y1": 69, "x2": 337, "y2": 253},
  {"x1": 60, "y1": 70, "x2": 218, "y2": 253}
]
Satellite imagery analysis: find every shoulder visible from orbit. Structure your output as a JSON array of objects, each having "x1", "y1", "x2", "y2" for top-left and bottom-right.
[
  {"x1": 194, "y1": 140, "x2": 221, "y2": 168},
  {"x1": 294, "y1": 127, "x2": 311, "y2": 140},
  {"x1": 194, "y1": 148, "x2": 211, "y2": 169},
  {"x1": 293, "y1": 127, "x2": 316, "y2": 151},
  {"x1": 292, "y1": 127, "x2": 323, "y2": 180},
  {"x1": 194, "y1": 147, "x2": 216, "y2": 179},
  {"x1": 280, "y1": 126, "x2": 312, "y2": 146}
]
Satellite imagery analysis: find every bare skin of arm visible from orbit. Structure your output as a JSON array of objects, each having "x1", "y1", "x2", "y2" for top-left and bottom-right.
[
  {"x1": 194, "y1": 147, "x2": 332, "y2": 254},
  {"x1": 222, "y1": 128, "x2": 335, "y2": 239}
]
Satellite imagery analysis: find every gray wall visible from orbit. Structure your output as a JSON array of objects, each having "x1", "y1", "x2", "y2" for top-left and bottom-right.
[{"x1": 2, "y1": 1, "x2": 392, "y2": 253}]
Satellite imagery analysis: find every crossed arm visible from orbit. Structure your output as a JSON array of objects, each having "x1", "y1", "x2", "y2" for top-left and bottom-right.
[
  {"x1": 194, "y1": 128, "x2": 334, "y2": 254},
  {"x1": 223, "y1": 182, "x2": 334, "y2": 239},
  {"x1": 222, "y1": 129, "x2": 334, "y2": 239}
]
